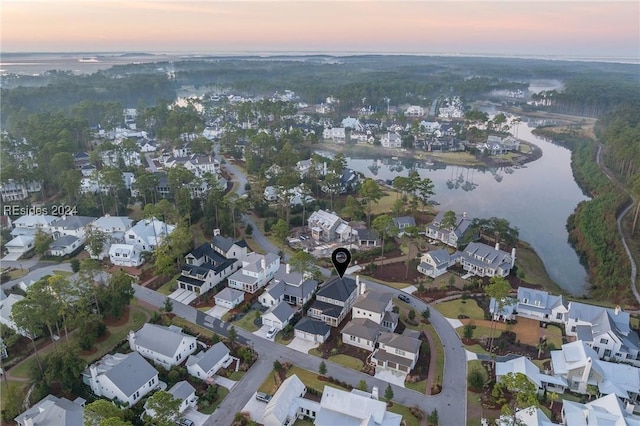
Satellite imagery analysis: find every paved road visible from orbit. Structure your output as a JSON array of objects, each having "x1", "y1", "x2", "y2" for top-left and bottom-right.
[{"x1": 1, "y1": 262, "x2": 73, "y2": 292}]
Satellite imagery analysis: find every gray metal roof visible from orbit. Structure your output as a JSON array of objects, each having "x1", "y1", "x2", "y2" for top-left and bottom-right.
[
  {"x1": 168, "y1": 380, "x2": 196, "y2": 401},
  {"x1": 317, "y1": 276, "x2": 357, "y2": 303},
  {"x1": 342, "y1": 318, "x2": 381, "y2": 341},
  {"x1": 15, "y1": 395, "x2": 83, "y2": 426},
  {"x1": 265, "y1": 301, "x2": 295, "y2": 322},
  {"x1": 186, "y1": 342, "x2": 230, "y2": 373},
  {"x1": 132, "y1": 323, "x2": 195, "y2": 359},
  {"x1": 215, "y1": 287, "x2": 244, "y2": 303},
  {"x1": 353, "y1": 290, "x2": 393, "y2": 314},
  {"x1": 103, "y1": 352, "x2": 158, "y2": 397},
  {"x1": 378, "y1": 331, "x2": 421, "y2": 354},
  {"x1": 294, "y1": 317, "x2": 330, "y2": 336},
  {"x1": 50, "y1": 235, "x2": 79, "y2": 248},
  {"x1": 51, "y1": 216, "x2": 96, "y2": 230}
]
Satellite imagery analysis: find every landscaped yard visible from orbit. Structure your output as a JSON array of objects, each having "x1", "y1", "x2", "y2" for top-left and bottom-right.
[
  {"x1": 456, "y1": 324, "x2": 503, "y2": 341},
  {"x1": 1, "y1": 380, "x2": 27, "y2": 414},
  {"x1": 228, "y1": 371, "x2": 245, "y2": 381},
  {"x1": 328, "y1": 354, "x2": 364, "y2": 370},
  {"x1": 405, "y1": 378, "x2": 427, "y2": 393},
  {"x1": 199, "y1": 386, "x2": 229, "y2": 414},
  {"x1": 157, "y1": 274, "x2": 179, "y2": 295},
  {"x1": 387, "y1": 402, "x2": 423, "y2": 426},
  {"x1": 434, "y1": 299, "x2": 484, "y2": 320},
  {"x1": 232, "y1": 312, "x2": 260, "y2": 332},
  {"x1": 424, "y1": 324, "x2": 444, "y2": 393}
]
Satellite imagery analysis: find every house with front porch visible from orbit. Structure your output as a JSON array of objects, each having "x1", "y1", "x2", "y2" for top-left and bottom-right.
[
  {"x1": 261, "y1": 301, "x2": 296, "y2": 331},
  {"x1": 109, "y1": 244, "x2": 143, "y2": 267},
  {"x1": 496, "y1": 356, "x2": 568, "y2": 396},
  {"x1": 186, "y1": 342, "x2": 232, "y2": 380},
  {"x1": 372, "y1": 330, "x2": 422, "y2": 374},
  {"x1": 128, "y1": 323, "x2": 198, "y2": 368},
  {"x1": 260, "y1": 264, "x2": 318, "y2": 308},
  {"x1": 516, "y1": 287, "x2": 568, "y2": 324},
  {"x1": 307, "y1": 210, "x2": 352, "y2": 243},
  {"x1": 49, "y1": 235, "x2": 82, "y2": 257},
  {"x1": 341, "y1": 318, "x2": 382, "y2": 351},
  {"x1": 49, "y1": 215, "x2": 96, "y2": 244},
  {"x1": 426, "y1": 211, "x2": 474, "y2": 248},
  {"x1": 457, "y1": 242, "x2": 515, "y2": 278},
  {"x1": 227, "y1": 252, "x2": 280, "y2": 294},
  {"x1": 307, "y1": 276, "x2": 358, "y2": 327},
  {"x1": 417, "y1": 249, "x2": 454, "y2": 278}
]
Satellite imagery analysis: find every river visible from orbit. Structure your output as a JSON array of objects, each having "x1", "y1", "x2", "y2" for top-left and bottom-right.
[{"x1": 334, "y1": 121, "x2": 590, "y2": 295}]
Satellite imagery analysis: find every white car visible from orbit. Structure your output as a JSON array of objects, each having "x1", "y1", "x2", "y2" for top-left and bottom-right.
[{"x1": 266, "y1": 327, "x2": 277, "y2": 339}]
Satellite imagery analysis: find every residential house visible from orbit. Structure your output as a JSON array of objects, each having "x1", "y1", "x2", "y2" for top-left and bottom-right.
[
  {"x1": 179, "y1": 236, "x2": 247, "y2": 295},
  {"x1": 562, "y1": 393, "x2": 640, "y2": 425},
  {"x1": 392, "y1": 216, "x2": 416, "y2": 236},
  {"x1": 457, "y1": 242, "x2": 515, "y2": 278},
  {"x1": 0, "y1": 294, "x2": 26, "y2": 335},
  {"x1": 341, "y1": 116, "x2": 364, "y2": 131},
  {"x1": 566, "y1": 302, "x2": 640, "y2": 366},
  {"x1": 404, "y1": 106, "x2": 425, "y2": 117},
  {"x1": 109, "y1": 244, "x2": 143, "y2": 267},
  {"x1": 380, "y1": 132, "x2": 402, "y2": 149},
  {"x1": 145, "y1": 381, "x2": 197, "y2": 417},
  {"x1": 128, "y1": 323, "x2": 198, "y2": 368},
  {"x1": 0, "y1": 215, "x2": 12, "y2": 230},
  {"x1": 417, "y1": 249, "x2": 453, "y2": 278},
  {"x1": 372, "y1": 330, "x2": 422, "y2": 374},
  {"x1": 341, "y1": 318, "x2": 382, "y2": 350},
  {"x1": 49, "y1": 216, "x2": 96, "y2": 243},
  {"x1": 551, "y1": 340, "x2": 640, "y2": 404},
  {"x1": 124, "y1": 218, "x2": 175, "y2": 252},
  {"x1": 186, "y1": 342, "x2": 232, "y2": 380},
  {"x1": 294, "y1": 317, "x2": 331, "y2": 343},
  {"x1": 214, "y1": 287, "x2": 244, "y2": 309},
  {"x1": 263, "y1": 375, "x2": 309, "y2": 426},
  {"x1": 264, "y1": 186, "x2": 278, "y2": 202},
  {"x1": 83, "y1": 352, "x2": 159, "y2": 407},
  {"x1": 0, "y1": 180, "x2": 41, "y2": 202},
  {"x1": 353, "y1": 228, "x2": 379, "y2": 247},
  {"x1": 90, "y1": 215, "x2": 134, "y2": 237},
  {"x1": 14, "y1": 395, "x2": 84, "y2": 426},
  {"x1": 489, "y1": 297, "x2": 517, "y2": 322},
  {"x1": 307, "y1": 210, "x2": 352, "y2": 243},
  {"x1": 138, "y1": 140, "x2": 157, "y2": 152},
  {"x1": 49, "y1": 235, "x2": 82, "y2": 257},
  {"x1": 426, "y1": 210, "x2": 474, "y2": 248},
  {"x1": 495, "y1": 356, "x2": 567, "y2": 396},
  {"x1": 227, "y1": 252, "x2": 280, "y2": 294},
  {"x1": 260, "y1": 264, "x2": 318, "y2": 308},
  {"x1": 322, "y1": 127, "x2": 346, "y2": 142},
  {"x1": 183, "y1": 154, "x2": 219, "y2": 177},
  {"x1": 351, "y1": 281, "x2": 397, "y2": 332},
  {"x1": 11, "y1": 215, "x2": 59, "y2": 236},
  {"x1": 308, "y1": 276, "x2": 358, "y2": 327},
  {"x1": 340, "y1": 168, "x2": 359, "y2": 193},
  {"x1": 516, "y1": 287, "x2": 568, "y2": 324},
  {"x1": 315, "y1": 386, "x2": 402, "y2": 426},
  {"x1": 261, "y1": 301, "x2": 296, "y2": 331},
  {"x1": 4, "y1": 234, "x2": 35, "y2": 256}
]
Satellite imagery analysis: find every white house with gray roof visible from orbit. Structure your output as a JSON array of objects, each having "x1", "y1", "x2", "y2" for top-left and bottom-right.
[
  {"x1": 49, "y1": 235, "x2": 82, "y2": 257},
  {"x1": 307, "y1": 210, "x2": 352, "y2": 243},
  {"x1": 124, "y1": 218, "x2": 175, "y2": 252},
  {"x1": 11, "y1": 215, "x2": 59, "y2": 236},
  {"x1": 516, "y1": 287, "x2": 568, "y2": 323},
  {"x1": 262, "y1": 301, "x2": 296, "y2": 331},
  {"x1": 561, "y1": 393, "x2": 640, "y2": 425},
  {"x1": 351, "y1": 281, "x2": 398, "y2": 331},
  {"x1": 294, "y1": 317, "x2": 331, "y2": 343},
  {"x1": 426, "y1": 211, "x2": 474, "y2": 248},
  {"x1": 128, "y1": 323, "x2": 198, "y2": 368},
  {"x1": 392, "y1": 216, "x2": 416, "y2": 236},
  {"x1": 342, "y1": 318, "x2": 382, "y2": 350},
  {"x1": 566, "y1": 302, "x2": 640, "y2": 367},
  {"x1": 14, "y1": 394, "x2": 84, "y2": 426},
  {"x1": 260, "y1": 264, "x2": 319, "y2": 308},
  {"x1": 83, "y1": 352, "x2": 159, "y2": 407},
  {"x1": 457, "y1": 242, "x2": 515, "y2": 278},
  {"x1": 186, "y1": 342, "x2": 232, "y2": 380},
  {"x1": 315, "y1": 385, "x2": 402, "y2": 426},
  {"x1": 146, "y1": 381, "x2": 196, "y2": 416},
  {"x1": 417, "y1": 249, "x2": 454, "y2": 278},
  {"x1": 496, "y1": 356, "x2": 567, "y2": 396},
  {"x1": 109, "y1": 243, "x2": 143, "y2": 267},
  {"x1": 214, "y1": 287, "x2": 244, "y2": 309},
  {"x1": 372, "y1": 330, "x2": 422, "y2": 374},
  {"x1": 49, "y1": 215, "x2": 96, "y2": 242},
  {"x1": 263, "y1": 375, "x2": 309, "y2": 426},
  {"x1": 90, "y1": 215, "x2": 134, "y2": 236},
  {"x1": 227, "y1": 252, "x2": 280, "y2": 294},
  {"x1": 307, "y1": 276, "x2": 358, "y2": 327}
]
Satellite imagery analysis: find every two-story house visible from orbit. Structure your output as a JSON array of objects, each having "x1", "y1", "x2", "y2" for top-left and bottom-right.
[
  {"x1": 566, "y1": 302, "x2": 640, "y2": 366},
  {"x1": 178, "y1": 236, "x2": 247, "y2": 295},
  {"x1": 307, "y1": 276, "x2": 358, "y2": 327},
  {"x1": 260, "y1": 264, "x2": 318, "y2": 308},
  {"x1": 372, "y1": 330, "x2": 422, "y2": 374},
  {"x1": 186, "y1": 342, "x2": 232, "y2": 380},
  {"x1": 124, "y1": 218, "x2": 175, "y2": 252},
  {"x1": 457, "y1": 242, "x2": 515, "y2": 278},
  {"x1": 11, "y1": 215, "x2": 59, "y2": 236},
  {"x1": 47, "y1": 216, "x2": 96, "y2": 256},
  {"x1": 227, "y1": 252, "x2": 280, "y2": 293},
  {"x1": 392, "y1": 216, "x2": 416, "y2": 236},
  {"x1": 307, "y1": 210, "x2": 352, "y2": 243},
  {"x1": 87, "y1": 215, "x2": 134, "y2": 259},
  {"x1": 426, "y1": 211, "x2": 474, "y2": 248},
  {"x1": 417, "y1": 249, "x2": 453, "y2": 278},
  {"x1": 14, "y1": 395, "x2": 84, "y2": 426},
  {"x1": 516, "y1": 287, "x2": 568, "y2": 324},
  {"x1": 83, "y1": 352, "x2": 159, "y2": 407},
  {"x1": 108, "y1": 243, "x2": 143, "y2": 267},
  {"x1": 128, "y1": 323, "x2": 198, "y2": 368}
]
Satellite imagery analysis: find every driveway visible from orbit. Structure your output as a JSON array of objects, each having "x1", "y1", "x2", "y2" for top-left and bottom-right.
[
  {"x1": 169, "y1": 289, "x2": 197, "y2": 305},
  {"x1": 206, "y1": 305, "x2": 230, "y2": 319},
  {"x1": 182, "y1": 407, "x2": 209, "y2": 426},
  {"x1": 212, "y1": 375, "x2": 237, "y2": 390},
  {"x1": 286, "y1": 337, "x2": 318, "y2": 354},
  {"x1": 240, "y1": 393, "x2": 267, "y2": 424},
  {"x1": 402, "y1": 285, "x2": 418, "y2": 294},
  {"x1": 253, "y1": 324, "x2": 273, "y2": 339},
  {"x1": 374, "y1": 368, "x2": 407, "y2": 387},
  {"x1": 1, "y1": 252, "x2": 23, "y2": 262}
]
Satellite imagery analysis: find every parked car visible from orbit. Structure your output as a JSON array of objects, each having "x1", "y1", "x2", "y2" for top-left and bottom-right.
[
  {"x1": 266, "y1": 327, "x2": 277, "y2": 339},
  {"x1": 397, "y1": 293, "x2": 411, "y2": 304},
  {"x1": 176, "y1": 419, "x2": 194, "y2": 426},
  {"x1": 256, "y1": 392, "x2": 272, "y2": 403}
]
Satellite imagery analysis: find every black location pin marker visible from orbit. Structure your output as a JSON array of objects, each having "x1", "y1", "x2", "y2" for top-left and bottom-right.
[{"x1": 331, "y1": 247, "x2": 351, "y2": 279}]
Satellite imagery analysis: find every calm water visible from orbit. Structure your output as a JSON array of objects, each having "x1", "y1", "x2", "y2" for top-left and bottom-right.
[{"x1": 341, "y1": 122, "x2": 590, "y2": 295}]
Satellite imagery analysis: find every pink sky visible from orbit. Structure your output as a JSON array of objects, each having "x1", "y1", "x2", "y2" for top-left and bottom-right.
[{"x1": 2, "y1": 1, "x2": 639, "y2": 58}]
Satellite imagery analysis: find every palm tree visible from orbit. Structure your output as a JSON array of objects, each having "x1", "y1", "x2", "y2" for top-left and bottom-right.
[
  {"x1": 402, "y1": 225, "x2": 419, "y2": 279},
  {"x1": 548, "y1": 391, "x2": 559, "y2": 409}
]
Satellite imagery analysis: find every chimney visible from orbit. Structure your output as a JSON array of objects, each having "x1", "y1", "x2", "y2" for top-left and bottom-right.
[
  {"x1": 495, "y1": 242, "x2": 500, "y2": 251},
  {"x1": 286, "y1": 263, "x2": 291, "y2": 274},
  {"x1": 359, "y1": 277, "x2": 366, "y2": 295},
  {"x1": 89, "y1": 364, "x2": 99, "y2": 389},
  {"x1": 463, "y1": 211, "x2": 467, "y2": 218},
  {"x1": 213, "y1": 229, "x2": 220, "y2": 237},
  {"x1": 615, "y1": 305, "x2": 621, "y2": 315},
  {"x1": 128, "y1": 330, "x2": 136, "y2": 351},
  {"x1": 626, "y1": 402, "x2": 635, "y2": 415},
  {"x1": 261, "y1": 258, "x2": 266, "y2": 270},
  {"x1": 581, "y1": 357, "x2": 592, "y2": 384},
  {"x1": 371, "y1": 386, "x2": 379, "y2": 400},
  {"x1": 511, "y1": 248, "x2": 516, "y2": 268},
  {"x1": 23, "y1": 417, "x2": 35, "y2": 426}
]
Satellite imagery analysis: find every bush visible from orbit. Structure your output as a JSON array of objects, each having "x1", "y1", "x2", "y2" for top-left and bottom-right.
[
  {"x1": 468, "y1": 368, "x2": 486, "y2": 390},
  {"x1": 70, "y1": 259, "x2": 81, "y2": 273}
]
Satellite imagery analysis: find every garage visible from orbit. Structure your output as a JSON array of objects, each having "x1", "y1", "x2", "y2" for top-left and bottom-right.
[
  {"x1": 293, "y1": 317, "x2": 330, "y2": 343},
  {"x1": 261, "y1": 301, "x2": 294, "y2": 331}
]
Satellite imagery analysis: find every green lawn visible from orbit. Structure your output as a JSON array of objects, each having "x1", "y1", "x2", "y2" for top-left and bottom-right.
[
  {"x1": 424, "y1": 324, "x2": 444, "y2": 392},
  {"x1": 171, "y1": 316, "x2": 217, "y2": 338},
  {"x1": 4, "y1": 268, "x2": 28, "y2": 280},
  {"x1": 157, "y1": 275, "x2": 179, "y2": 295},
  {"x1": 228, "y1": 371, "x2": 245, "y2": 381},
  {"x1": 199, "y1": 386, "x2": 229, "y2": 414},
  {"x1": 543, "y1": 324, "x2": 563, "y2": 348},
  {"x1": 434, "y1": 299, "x2": 484, "y2": 320},
  {"x1": 233, "y1": 312, "x2": 260, "y2": 332},
  {"x1": 84, "y1": 310, "x2": 148, "y2": 362},
  {"x1": 53, "y1": 270, "x2": 74, "y2": 277},
  {"x1": 275, "y1": 333, "x2": 294, "y2": 345},
  {"x1": 308, "y1": 348, "x2": 322, "y2": 357},
  {"x1": 328, "y1": 354, "x2": 364, "y2": 370},
  {"x1": 293, "y1": 419, "x2": 314, "y2": 426},
  {"x1": 258, "y1": 365, "x2": 350, "y2": 395},
  {"x1": 1, "y1": 380, "x2": 27, "y2": 413},
  {"x1": 387, "y1": 402, "x2": 421, "y2": 426},
  {"x1": 464, "y1": 344, "x2": 490, "y2": 355},
  {"x1": 405, "y1": 378, "x2": 427, "y2": 393},
  {"x1": 456, "y1": 325, "x2": 503, "y2": 341}
]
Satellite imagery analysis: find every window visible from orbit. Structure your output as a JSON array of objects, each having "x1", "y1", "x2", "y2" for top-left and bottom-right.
[
  {"x1": 600, "y1": 338, "x2": 608, "y2": 345},
  {"x1": 556, "y1": 313, "x2": 563, "y2": 320},
  {"x1": 571, "y1": 326, "x2": 576, "y2": 333},
  {"x1": 604, "y1": 349, "x2": 611, "y2": 357},
  {"x1": 350, "y1": 335, "x2": 356, "y2": 341},
  {"x1": 395, "y1": 348, "x2": 406, "y2": 356}
]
